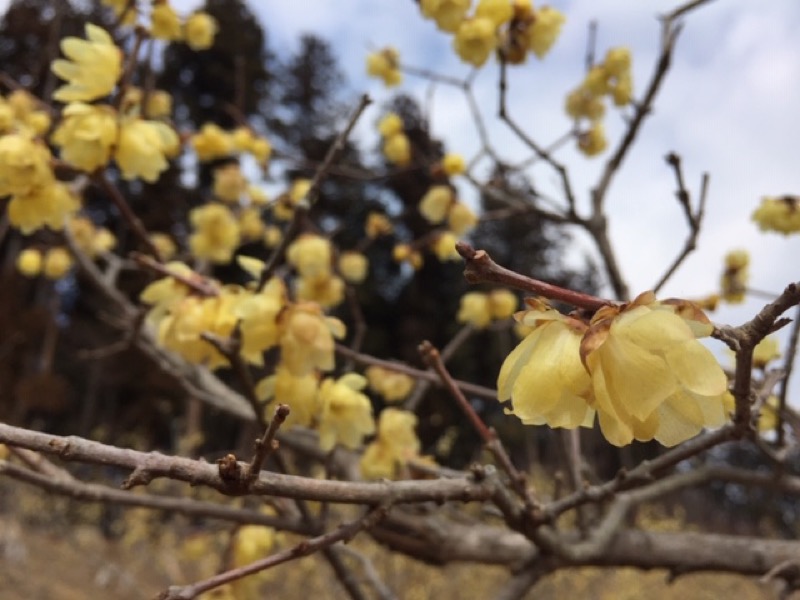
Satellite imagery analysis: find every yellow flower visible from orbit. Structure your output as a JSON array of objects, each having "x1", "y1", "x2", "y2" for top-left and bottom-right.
[
  {"x1": 366, "y1": 47, "x2": 402, "y2": 87},
  {"x1": 51, "y1": 24, "x2": 122, "y2": 102},
  {"x1": 51, "y1": 103, "x2": 118, "y2": 172},
  {"x1": 365, "y1": 212, "x2": 393, "y2": 238},
  {"x1": 213, "y1": 163, "x2": 247, "y2": 203},
  {"x1": 263, "y1": 225, "x2": 282, "y2": 248},
  {"x1": 453, "y1": 17, "x2": 497, "y2": 68},
  {"x1": 605, "y1": 47, "x2": 632, "y2": 78},
  {"x1": 146, "y1": 90, "x2": 173, "y2": 119},
  {"x1": 378, "y1": 113, "x2": 404, "y2": 138},
  {"x1": 488, "y1": 289, "x2": 517, "y2": 319},
  {"x1": 499, "y1": 302, "x2": 595, "y2": 428},
  {"x1": 565, "y1": 87, "x2": 605, "y2": 121},
  {"x1": 8, "y1": 181, "x2": 80, "y2": 234},
  {"x1": 238, "y1": 207, "x2": 264, "y2": 241},
  {"x1": 447, "y1": 202, "x2": 478, "y2": 236},
  {"x1": 17, "y1": 248, "x2": 42, "y2": 277},
  {"x1": 149, "y1": 233, "x2": 177, "y2": 261},
  {"x1": 0, "y1": 134, "x2": 53, "y2": 196},
  {"x1": 420, "y1": 0, "x2": 471, "y2": 32},
  {"x1": 382, "y1": 133, "x2": 411, "y2": 166},
  {"x1": 752, "y1": 195, "x2": 800, "y2": 235},
  {"x1": 233, "y1": 278, "x2": 287, "y2": 365},
  {"x1": 317, "y1": 373, "x2": 376, "y2": 451},
  {"x1": 419, "y1": 185, "x2": 453, "y2": 224},
  {"x1": 753, "y1": 337, "x2": 781, "y2": 369},
  {"x1": 365, "y1": 366, "x2": 415, "y2": 403},
  {"x1": 25, "y1": 111, "x2": 51, "y2": 137},
  {"x1": 360, "y1": 408, "x2": 420, "y2": 480},
  {"x1": 256, "y1": 365, "x2": 319, "y2": 428},
  {"x1": 43, "y1": 247, "x2": 73, "y2": 279},
  {"x1": 290, "y1": 179, "x2": 311, "y2": 204},
  {"x1": 184, "y1": 12, "x2": 218, "y2": 51},
  {"x1": 232, "y1": 525, "x2": 275, "y2": 567},
  {"x1": 140, "y1": 261, "x2": 196, "y2": 323},
  {"x1": 338, "y1": 251, "x2": 369, "y2": 284},
  {"x1": 116, "y1": 118, "x2": 179, "y2": 182},
  {"x1": 157, "y1": 294, "x2": 237, "y2": 370},
  {"x1": 457, "y1": 292, "x2": 492, "y2": 328},
  {"x1": 151, "y1": 3, "x2": 183, "y2": 41},
  {"x1": 286, "y1": 234, "x2": 332, "y2": 281},
  {"x1": 720, "y1": 249, "x2": 748, "y2": 304},
  {"x1": 476, "y1": 0, "x2": 513, "y2": 27},
  {"x1": 527, "y1": 6, "x2": 565, "y2": 59},
  {"x1": 296, "y1": 274, "x2": 346, "y2": 309},
  {"x1": 279, "y1": 303, "x2": 345, "y2": 376},
  {"x1": 191, "y1": 123, "x2": 234, "y2": 161},
  {"x1": 432, "y1": 231, "x2": 460, "y2": 261},
  {"x1": 392, "y1": 244, "x2": 423, "y2": 270},
  {"x1": 582, "y1": 292, "x2": 727, "y2": 447},
  {"x1": 189, "y1": 204, "x2": 240, "y2": 264},
  {"x1": 578, "y1": 122, "x2": 607, "y2": 157},
  {"x1": 68, "y1": 216, "x2": 116, "y2": 258},
  {"x1": 610, "y1": 74, "x2": 633, "y2": 106},
  {"x1": 442, "y1": 153, "x2": 466, "y2": 176}
]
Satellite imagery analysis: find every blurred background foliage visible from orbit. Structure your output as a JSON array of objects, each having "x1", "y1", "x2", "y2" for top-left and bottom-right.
[{"x1": 0, "y1": 0, "x2": 798, "y2": 563}]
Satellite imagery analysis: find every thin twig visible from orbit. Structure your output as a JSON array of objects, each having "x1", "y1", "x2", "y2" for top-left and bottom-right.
[{"x1": 248, "y1": 404, "x2": 291, "y2": 480}]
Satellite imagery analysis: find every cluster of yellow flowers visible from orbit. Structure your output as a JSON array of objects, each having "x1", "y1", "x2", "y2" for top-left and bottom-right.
[
  {"x1": 360, "y1": 408, "x2": 421, "y2": 479},
  {"x1": 286, "y1": 234, "x2": 346, "y2": 309},
  {"x1": 16, "y1": 246, "x2": 74, "y2": 279},
  {"x1": 565, "y1": 47, "x2": 634, "y2": 157},
  {"x1": 417, "y1": 182, "x2": 478, "y2": 262},
  {"x1": 378, "y1": 112, "x2": 411, "y2": 166},
  {"x1": 101, "y1": 1, "x2": 218, "y2": 50},
  {"x1": 365, "y1": 366, "x2": 416, "y2": 403},
  {"x1": 752, "y1": 195, "x2": 800, "y2": 235},
  {"x1": 498, "y1": 293, "x2": 728, "y2": 447},
  {"x1": 366, "y1": 47, "x2": 402, "y2": 87},
  {"x1": 191, "y1": 123, "x2": 272, "y2": 166},
  {"x1": 457, "y1": 289, "x2": 518, "y2": 328},
  {"x1": 419, "y1": 0, "x2": 565, "y2": 67},
  {"x1": 720, "y1": 249, "x2": 749, "y2": 304}
]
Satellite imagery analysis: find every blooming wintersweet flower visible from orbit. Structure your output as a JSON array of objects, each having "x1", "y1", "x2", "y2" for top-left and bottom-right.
[
  {"x1": 578, "y1": 122, "x2": 607, "y2": 157},
  {"x1": 498, "y1": 300, "x2": 595, "y2": 428},
  {"x1": 8, "y1": 181, "x2": 80, "y2": 234},
  {"x1": 184, "y1": 12, "x2": 218, "y2": 50},
  {"x1": 378, "y1": 113, "x2": 404, "y2": 138},
  {"x1": 338, "y1": 251, "x2": 369, "y2": 284},
  {"x1": 52, "y1": 103, "x2": 118, "y2": 172},
  {"x1": 366, "y1": 47, "x2": 402, "y2": 87},
  {"x1": 457, "y1": 292, "x2": 492, "y2": 328},
  {"x1": 441, "y1": 153, "x2": 466, "y2": 176},
  {"x1": 420, "y1": 0, "x2": 471, "y2": 32},
  {"x1": 365, "y1": 366, "x2": 415, "y2": 403},
  {"x1": 317, "y1": 373, "x2": 376, "y2": 451},
  {"x1": 454, "y1": 17, "x2": 497, "y2": 68},
  {"x1": 488, "y1": 289, "x2": 518, "y2": 319},
  {"x1": 0, "y1": 134, "x2": 54, "y2": 196},
  {"x1": 191, "y1": 123, "x2": 234, "y2": 161},
  {"x1": 527, "y1": 6, "x2": 565, "y2": 59},
  {"x1": 752, "y1": 195, "x2": 800, "y2": 235},
  {"x1": 188, "y1": 204, "x2": 241, "y2": 264},
  {"x1": 116, "y1": 118, "x2": 179, "y2": 182},
  {"x1": 296, "y1": 274, "x2": 346, "y2": 309},
  {"x1": 419, "y1": 185, "x2": 454, "y2": 224},
  {"x1": 753, "y1": 337, "x2": 781, "y2": 369},
  {"x1": 582, "y1": 292, "x2": 728, "y2": 447},
  {"x1": 447, "y1": 202, "x2": 478, "y2": 236},
  {"x1": 360, "y1": 408, "x2": 420, "y2": 480},
  {"x1": 51, "y1": 24, "x2": 122, "y2": 102},
  {"x1": 286, "y1": 234, "x2": 333, "y2": 282},
  {"x1": 256, "y1": 365, "x2": 319, "y2": 428},
  {"x1": 151, "y1": 2, "x2": 183, "y2": 41},
  {"x1": 432, "y1": 231, "x2": 460, "y2": 261},
  {"x1": 382, "y1": 133, "x2": 411, "y2": 166},
  {"x1": 213, "y1": 163, "x2": 247, "y2": 203},
  {"x1": 475, "y1": 0, "x2": 514, "y2": 27},
  {"x1": 279, "y1": 303, "x2": 345, "y2": 376}
]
